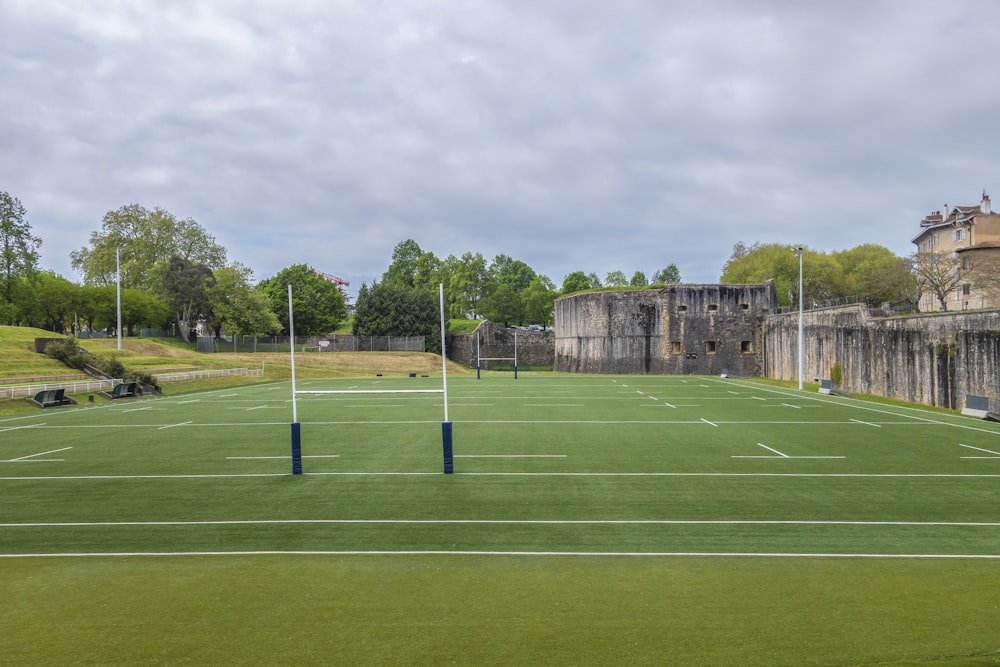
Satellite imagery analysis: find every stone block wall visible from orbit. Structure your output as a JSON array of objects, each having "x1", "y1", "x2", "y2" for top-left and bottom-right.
[
  {"x1": 553, "y1": 284, "x2": 777, "y2": 375},
  {"x1": 448, "y1": 321, "x2": 555, "y2": 368},
  {"x1": 762, "y1": 305, "x2": 1000, "y2": 410}
]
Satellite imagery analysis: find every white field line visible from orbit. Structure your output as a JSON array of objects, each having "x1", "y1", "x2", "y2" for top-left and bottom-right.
[
  {"x1": 2, "y1": 446, "x2": 72, "y2": 462},
  {"x1": 0, "y1": 423, "x2": 45, "y2": 433},
  {"x1": 4, "y1": 550, "x2": 999, "y2": 559},
  {"x1": 7, "y1": 471, "x2": 1000, "y2": 481},
  {"x1": 756, "y1": 443, "x2": 787, "y2": 457},
  {"x1": 959, "y1": 443, "x2": 1000, "y2": 458},
  {"x1": 701, "y1": 418, "x2": 718, "y2": 427},
  {"x1": 158, "y1": 421, "x2": 192, "y2": 430},
  {"x1": 850, "y1": 418, "x2": 882, "y2": 427},
  {"x1": 5, "y1": 518, "x2": 998, "y2": 528},
  {"x1": 455, "y1": 455, "x2": 567, "y2": 458}
]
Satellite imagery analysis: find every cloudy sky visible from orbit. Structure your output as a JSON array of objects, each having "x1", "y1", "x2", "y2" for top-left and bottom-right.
[{"x1": 3, "y1": 1, "x2": 1000, "y2": 298}]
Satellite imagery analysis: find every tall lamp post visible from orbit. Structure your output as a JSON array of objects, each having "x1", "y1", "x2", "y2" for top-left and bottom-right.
[
  {"x1": 116, "y1": 245, "x2": 122, "y2": 351},
  {"x1": 792, "y1": 246, "x2": 804, "y2": 390}
]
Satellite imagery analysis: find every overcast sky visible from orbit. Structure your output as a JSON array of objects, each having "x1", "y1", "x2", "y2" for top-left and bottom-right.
[{"x1": 3, "y1": 1, "x2": 1000, "y2": 299}]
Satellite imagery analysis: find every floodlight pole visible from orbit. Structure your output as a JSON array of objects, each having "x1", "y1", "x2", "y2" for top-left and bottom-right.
[
  {"x1": 116, "y1": 245, "x2": 122, "y2": 350},
  {"x1": 793, "y1": 246, "x2": 804, "y2": 391}
]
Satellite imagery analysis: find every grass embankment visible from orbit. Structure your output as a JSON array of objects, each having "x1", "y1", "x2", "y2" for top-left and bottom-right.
[{"x1": 0, "y1": 326, "x2": 470, "y2": 415}]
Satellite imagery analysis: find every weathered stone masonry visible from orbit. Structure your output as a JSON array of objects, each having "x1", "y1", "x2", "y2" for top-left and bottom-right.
[
  {"x1": 448, "y1": 320, "x2": 555, "y2": 369},
  {"x1": 553, "y1": 284, "x2": 777, "y2": 375}
]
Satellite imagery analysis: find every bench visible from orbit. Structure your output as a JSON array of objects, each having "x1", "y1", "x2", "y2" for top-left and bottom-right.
[
  {"x1": 101, "y1": 382, "x2": 137, "y2": 400},
  {"x1": 28, "y1": 388, "x2": 77, "y2": 408}
]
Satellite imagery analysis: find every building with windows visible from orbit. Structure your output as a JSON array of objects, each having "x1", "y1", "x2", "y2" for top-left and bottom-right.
[{"x1": 912, "y1": 192, "x2": 1000, "y2": 311}]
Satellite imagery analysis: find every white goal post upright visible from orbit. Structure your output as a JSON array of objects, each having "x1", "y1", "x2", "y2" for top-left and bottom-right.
[{"x1": 288, "y1": 282, "x2": 454, "y2": 475}]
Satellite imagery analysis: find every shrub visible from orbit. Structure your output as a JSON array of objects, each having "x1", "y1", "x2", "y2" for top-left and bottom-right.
[{"x1": 831, "y1": 361, "x2": 843, "y2": 387}]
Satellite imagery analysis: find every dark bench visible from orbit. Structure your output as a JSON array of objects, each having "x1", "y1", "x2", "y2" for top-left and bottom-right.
[
  {"x1": 101, "y1": 382, "x2": 137, "y2": 400},
  {"x1": 28, "y1": 388, "x2": 77, "y2": 408}
]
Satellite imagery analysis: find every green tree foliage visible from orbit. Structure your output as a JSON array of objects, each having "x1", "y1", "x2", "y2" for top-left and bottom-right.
[
  {"x1": 0, "y1": 191, "x2": 41, "y2": 325},
  {"x1": 160, "y1": 256, "x2": 215, "y2": 342},
  {"x1": 352, "y1": 281, "x2": 442, "y2": 353},
  {"x1": 381, "y1": 239, "x2": 424, "y2": 288},
  {"x1": 206, "y1": 264, "x2": 281, "y2": 338},
  {"x1": 629, "y1": 271, "x2": 648, "y2": 287},
  {"x1": 721, "y1": 241, "x2": 916, "y2": 308},
  {"x1": 605, "y1": 270, "x2": 628, "y2": 288},
  {"x1": 652, "y1": 264, "x2": 682, "y2": 285},
  {"x1": 447, "y1": 251, "x2": 489, "y2": 318},
  {"x1": 31, "y1": 272, "x2": 79, "y2": 333},
  {"x1": 522, "y1": 275, "x2": 557, "y2": 326},
  {"x1": 259, "y1": 264, "x2": 347, "y2": 336},
  {"x1": 560, "y1": 271, "x2": 593, "y2": 295},
  {"x1": 480, "y1": 254, "x2": 537, "y2": 326},
  {"x1": 71, "y1": 204, "x2": 226, "y2": 292}
]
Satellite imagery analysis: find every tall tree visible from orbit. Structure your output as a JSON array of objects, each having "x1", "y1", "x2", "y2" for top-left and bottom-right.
[
  {"x1": 352, "y1": 281, "x2": 442, "y2": 353},
  {"x1": 259, "y1": 264, "x2": 347, "y2": 336},
  {"x1": 912, "y1": 251, "x2": 962, "y2": 312},
  {"x1": 0, "y1": 191, "x2": 41, "y2": 324},
  {"x1": 160, "y1": 256, "x2": 215, "y2": 342},
  {"x1": 448, "y1": 252, "x2": 489, "y2": 318},
  {"x1": 629, "y1": 270, "x2": 648, "y2": 287},
  {"x1": 561, "y1": 271, "x2": 593, "y2": 295},
  {"x1": 604, "y1": 270, "x2": 628, "y2": 288},
  {"x1": 381, "y1": 239, "x2": 424, "y2": 288},
  {"x1": 652, "y1": 264, "x2": 682, "y2": 285},
  {"x1": 522, "y1": 275, "x2": 557, "y2": 326},
  {"x1": 206, "y1": 264, "x2": 281, "y2": 338},
  {"x1": 71, "y1": 204, "x2": 226, "y2": 292}
]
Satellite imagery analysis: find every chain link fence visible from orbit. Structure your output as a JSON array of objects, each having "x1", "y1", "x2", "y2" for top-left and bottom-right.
[{"x1": 197, "y1": 335, "x2": 425, "y2": 353}]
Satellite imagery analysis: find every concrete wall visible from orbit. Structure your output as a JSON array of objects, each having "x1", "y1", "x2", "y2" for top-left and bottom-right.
[
  {"x1": 763, "y1": 305, "x2": 1000, "y2": 410},
  {"x1": 554, "y1": 284, "x2": 777, "y2": 375}
]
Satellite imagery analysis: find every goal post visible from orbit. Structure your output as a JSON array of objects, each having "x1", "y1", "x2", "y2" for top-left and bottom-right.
[
  {"x1": 476, "y1": 330, "x2": 519, "y2": 379},
  {"x1": 287, "y1": 282, "x2": 453, "y2": 475}
]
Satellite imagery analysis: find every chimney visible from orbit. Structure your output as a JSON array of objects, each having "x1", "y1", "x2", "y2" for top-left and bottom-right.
[
  {"x1": 982, "y1": 191, "x2": 992, "y2": 215},
  {"x1": 943, "y1": 204, "x2": 950, "y2": 218}
]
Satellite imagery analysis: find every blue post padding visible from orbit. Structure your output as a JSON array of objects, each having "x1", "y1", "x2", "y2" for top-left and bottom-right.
[
  {"x1": 442, "y1": 421, "x2": 454, "y2": 474},
  {"x1": 291, "y1": 422, "x2": 303, "y2": 475},
  {"x1": 514, "y1": 365, "x2": 518, "y2": 379},
  {"x1": 476, "y1": 366, "x2": 481, "y2": 380}
]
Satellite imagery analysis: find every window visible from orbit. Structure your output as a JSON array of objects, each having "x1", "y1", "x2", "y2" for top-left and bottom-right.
[
  {"x1": 740, "y1": 303, "x2": 750, "y2": 311},
  {"x1": 707, "y1": 304, "x2": 718, "y2": 312},
  {"x1": 954, "y1": 228, "x2": 967, "y2": 241},
  {"x1": 963, "y1": 284, "x2": 971, "y2": 295},
  {"x1": 740, "y1": 340, "x2": 753, "y2": 354},
  {"x1": 962, "y1": 256, "x2": 972, "y2": 270},
  {"x1": 670, "y1": 341, "x2": 682, "y2": 354},
  {"x1": 704, "y1": 341, "x2": 717, "y2": 354},
  {"x1": 677, "y1": 304, "x2": 688, "y2": 312}
]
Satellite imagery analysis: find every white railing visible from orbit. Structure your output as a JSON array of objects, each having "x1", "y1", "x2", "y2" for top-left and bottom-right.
[
  {"x1": 0, "y1": 379, "x2": 117, "y2": 400},
  {"x1": 153, "y1": 367, "x2": 264, "y2": 383},
  {"x1": 2, "y1": 367, "x2": 264, "y2": 400}
]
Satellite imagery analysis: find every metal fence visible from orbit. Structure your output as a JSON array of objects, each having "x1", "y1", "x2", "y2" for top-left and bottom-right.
[
  {"x1": 0, "y1": 379, "x2": 117, "y2": 400},
  {"x1": 197, "y1": 335, "x2": 425, "y2": 353},
  {"x1": 153, "y1": 367, "x2": 264, "y2": 382}
]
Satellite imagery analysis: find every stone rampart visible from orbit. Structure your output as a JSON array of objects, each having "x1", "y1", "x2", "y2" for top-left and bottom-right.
[
  {"x1": 763, "y1": 305, "x2": 1000, "y2": 410},
  {"x1": 448, "y1": 321, "x2": 555, "y2": 369},
  {"x1": 554, "y1": 284, "x2": 776, "y2": 375}
]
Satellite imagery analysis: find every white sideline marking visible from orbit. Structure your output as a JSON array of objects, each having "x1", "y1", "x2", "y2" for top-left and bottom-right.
[
  {"x1": 177, "y1": 400, "x2": 200, "y2": 404},
  {"x1": 2, "y1": 446, "x2": 72, "y2": 463},
  {"x1": 227, "y1": 455, "x2": 340, "y2": 460},
  {"x1": 959, "y1": 444, "x2": 1000, "y2": 458},
  {"x1": 158, "y1": 421, "x2": 192, "y2": 430},
  {"x1": 7, "y1": 518, "x2": 997, "y2": 528},
  {"x1": 455, "y1": 455, "x2": 567, "y2": 458},
  {"x1": 297, "y1": 389, "x2": 444, "y2": 395},
  {"x1": 121, "y1": 406, "x2": 152, "y2": 413},
  {"x1": 0, "y1": 423, "x2": 45, "y2": 433},
  {"x1": 850, "y1": 418, "x2": 882, "y2": 427},
  {"x1": 5, "y1": 551, "x2": 998, "y2": 560},
  {"x1": 246, "y1": 405, "x2": 270, "y2": 411},
  {"x1": 732, "y1": 443, "x2": 845, "y2": 460},
  {"x1": 526, "y1": 404, "x2": 584, "y2": 407},
  {"x1": 700, "y1": 418, "x2": 718, "y2": 427}
]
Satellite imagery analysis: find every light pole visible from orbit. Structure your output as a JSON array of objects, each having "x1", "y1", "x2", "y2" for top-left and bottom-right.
[
  {"x1": 116, "y1": 245, "x2": 122, "y2": 351},
  {"x1": 792, "y1": 246, "x2": 804, "y2": 390}
]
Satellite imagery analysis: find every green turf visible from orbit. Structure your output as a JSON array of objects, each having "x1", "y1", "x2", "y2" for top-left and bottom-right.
[{"x1": 3, "y1": 373, "x2": 1000, "y2": 665}]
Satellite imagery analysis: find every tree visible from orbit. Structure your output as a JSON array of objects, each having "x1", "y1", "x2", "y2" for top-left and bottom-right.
[
  {"x1": 652, "y1": 264, "x2": 681, "y2": 285},
  {"x1": 352, "y1": 281, "x2": 442, "y2": 353},
  {"x1": 912, "y1": 251, "x2": 962, "y2": 311},
  {"x1": 629, "y1": 271, "x2": 648, "y2": 287},
  {"x1": 71, "y1": 204, "x2": 226, "y2": 292},
  {"x1": 160, "y1": 256, "x2": 215, "y2": 342},
  {"x1": 721, "y1": 242, "x2": 814, "y2": 307},
  {"x1": 522, "y1": 275, "x2": 557, "y2": 326},
  {"x1": 381, "y1": 239, "x2": 424, "y2": 288},
  {"x1": 966, "y1": 253, "x2": 1000, "y2": 307},
  {"x1": 833, "y1": 244, "x2": 916, "y2": 306},
  {"x1": 448, "y1": 252, "x2": 489, "y2": 318},
  {"x1": 0, "y1": 191, "x2": 41, "y2": 325},
  {"x1": 32, "y1": 272, "x2": 79, "y2": 333},
  {"x1": 560, "y1": 271, "x2": 593, "y2": 295},
  {"x1": 259, "y1": 264, "x2": 347, "y2": 336},
  {"x1": 605, "y1": 270, "x2": 628, "y2": 288},
  {"x1": 206, "y1": 264, "x2": 281, "y2": 338}
]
